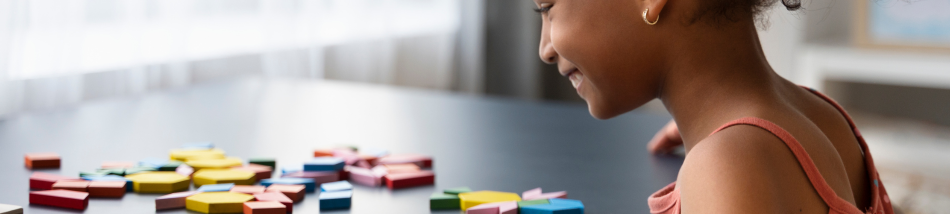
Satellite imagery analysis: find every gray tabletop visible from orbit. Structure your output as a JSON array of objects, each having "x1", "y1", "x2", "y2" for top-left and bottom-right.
[{"x1": 0, "y1": 77, "x2": 682, "y2": 213}]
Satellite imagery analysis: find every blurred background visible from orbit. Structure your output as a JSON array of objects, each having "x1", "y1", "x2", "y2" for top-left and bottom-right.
[{"x1": 1, "y1": 0, "x2": 949, "y2": 212}]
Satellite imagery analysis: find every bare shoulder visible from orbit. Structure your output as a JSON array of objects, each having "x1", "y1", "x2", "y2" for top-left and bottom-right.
[{"x1": 678, "y1": 124, "x2": 822, "y2": 213}]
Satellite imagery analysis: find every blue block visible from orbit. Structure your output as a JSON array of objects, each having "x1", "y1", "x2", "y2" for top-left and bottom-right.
[
  {"x1": 138, "y1": 158, "x2": 168, "y2": 169},
  {"x1": 304, "y1": 157, "x2": 345, "y2": 172},
  {"x1": 82, "y1": 175, "x2": 134, "y2": 192},
  {"x1": 182, "y1": 142, "x2": 214, "y2": 150},
  {"x1": 321, "y1": 181, "x2": 353, "y2": 192},
  {"x1": 319, "y1": 190, "x2": 352, "y2": 210},
  {"x1": 281, "y1": 165, "x2": 303, "y2": 174},
  {"x1": 261, "y1": 178, "x2": 317, "y2": 193},
  {"x1": 196, "y1": 183, "x2": 235, "y2": 192},
  {"x1": 521, "y1": 198, "x2": 584, "y2": 214}
]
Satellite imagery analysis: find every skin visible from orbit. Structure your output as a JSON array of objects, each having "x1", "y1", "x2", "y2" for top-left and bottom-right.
[{"x1": 534, "y1": 0, "x2": 872, "y2": 212}]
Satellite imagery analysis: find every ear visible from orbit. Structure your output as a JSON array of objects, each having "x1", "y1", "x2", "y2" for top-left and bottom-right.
[{"x1": 644, "y1": 0, "x2": 668, "y2": 23}]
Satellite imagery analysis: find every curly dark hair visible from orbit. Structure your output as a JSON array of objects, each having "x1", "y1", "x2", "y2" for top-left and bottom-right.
[{"x1": 690, "y1": 0, "x2": 802, "y2": 26}]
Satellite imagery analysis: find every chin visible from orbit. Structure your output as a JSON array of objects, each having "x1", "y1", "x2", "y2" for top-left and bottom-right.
[{"x1": 586, "y1": 101, "x2": 624, "y2": 120}]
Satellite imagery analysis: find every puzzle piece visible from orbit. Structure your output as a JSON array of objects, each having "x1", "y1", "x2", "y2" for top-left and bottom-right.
[
  {"x1": 430, "y1": 192, "x2": 461, "y2": 210},
  {"x1": 265, "y1": 184, "x2": 306, "y2": 203},
  {"x1": 281, "y1": 171, "x2": 339, "y2": 184},
  {"x1": 445, "y1": 187, "x2": 473, "y2": 195},
  {"x1": 177, "y1": 164, "x2": 195, "y2": 177},
  {"x1": 88, "y1": 181, "x2": 126, "y2": 198},
  {"x1": 253, "y1": 191, "x2": 294, "y2": 213},
  {"x1": 193, "y1": 169, "x2": 256, "y2": 187},
  {"x1": 186, "y1": 192, "x2": 255, "y2": 213},
  {"x1": 230, "y1": 185, "x2": 266, "y2": 195},
  {"x1": 467, "y1": 201, "x2": 518, "y2": 214},
  {"x1": 0, "y1": 203, "x2": 23, "y2": 214},
  {"x1": 29, "y1": 189, "x2": 89, "y2": 210},
  {"x1": 347, "y1": 167, "x2": 386, "y2": 187},
  {"x1": 384, "y1": 170, "x2": 435, "y2": 189},
  {"x1": 319, "y1": 190, "x2": 352, "y2": 210},
  {"x1": 231, "y1": 164, "x2": 272, "y2": 181},
  {"x1": 377, "y1": 154, "x2": 432, "y2": 168},
  {"x1": 155, "y1": 191, "x2": 199, "y2": 210},
  {"x1": 196, "y1": 183, "x2": 235, "y2": 192},
  {"x1": 125, "y1": 172, "x2": 190, "y2": 193},
  {"x1": 522, "y1": 188, "x2": 567, "y2": 201},
  {"x1": 52, "y1": 180, "x2": 89, "y2": 192},
  {"x1": 243, "y1": 201, "x2": 286, "y2": 214},
  {"x1": 186, "y1": 157, "x2": 244, "y2": 171},
  {"x1": 320, "y1": 181, "x2": 352, "y2": 192},
  {"x1": 519, "y1": 198, "x2": 584, "y2": 214},
  {"x1": 261, "y1": 178, "x2": 317, "y2": 193},
  {"x1": 249, "y1": 158, "x2": 276, "y2": 169},
  {"x1": 169, "y1": 148, "x2": 226, "y2": 162},
  {"x1": 24, "y1": 153, "x2": 61, "y2": 169},
  {"x1": 458, "y1": 191, "x2": 522, "y2": 210},
  {"x1": 82, "y1": 175, "x2": 133, "y2": 192},
  {"x1": 304, "y1": 157, "x2": 345, "y2": 172},
  {"x1": 30, "y1": 172, "x2": 80, "y2": 190}
]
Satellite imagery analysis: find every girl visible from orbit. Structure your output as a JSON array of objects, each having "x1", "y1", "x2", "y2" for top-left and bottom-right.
[{"x1": 533, "y1": 0, "x2": 895, "y2": 213}]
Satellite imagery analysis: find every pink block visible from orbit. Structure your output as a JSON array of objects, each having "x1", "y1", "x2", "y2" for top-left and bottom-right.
[
  {"x1": 333, "y1": 149, "x2": 361, "y2": 165},
  {"x1": 281, "y1": 171, "x2": 339, "y2": 184},
  {"x1": 522, "y1": 188, "x2": 542, "y2": 200},
  {"x1": 347, "y1": 167, "x2": 383, "y2": 186},
  {"x1": 524, "y1": 191, "x2": 568, "y2": 201},
  {"x1": 467, "y1": 201, "x2": 517, "y2": 214},
  {"x1": 176, "y1": 164, "x2": 194, "y2": 177},
  {"x1": 155, "y1": 191, "x2": 199, "y2": 210},
  {"x1": 499, "y1": 202, "x2": 518, "y2": 214}
]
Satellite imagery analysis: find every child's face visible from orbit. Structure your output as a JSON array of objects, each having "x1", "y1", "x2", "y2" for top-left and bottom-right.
[{"x1": 536, "y1": 0, "x2": 667, "y2": 119}]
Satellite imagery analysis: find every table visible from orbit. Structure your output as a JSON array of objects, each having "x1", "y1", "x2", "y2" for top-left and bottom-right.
[{"x1": 0, "y1": 77, "x2": 681, "y2": 213}]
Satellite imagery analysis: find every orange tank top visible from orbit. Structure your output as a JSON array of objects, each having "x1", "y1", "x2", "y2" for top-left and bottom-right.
[{"x1": 647, "y1": 87, "x2": 895, "y2": 214}]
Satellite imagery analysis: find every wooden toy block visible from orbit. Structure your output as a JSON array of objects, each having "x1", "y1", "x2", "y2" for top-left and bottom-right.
[
  {"x1": 382, "y1": 163, "x2": 421, "y2": 174},
  {"x1": 160, "y1": 161, "x2": 184, "y2": 171},
  {"x1": 101, "y1": 161, "x2": 135, "y2": 169},
  {"x1": 377, "y1": 154, "x2": 432, "y2": 168},
  {"x1": 24, "y1": 153, "x2": 61, "y2": 169},
  {"x1": 169, "y1": 148, "x2": 226, "y2": 162},
  {"x1": 230, "y1": 185, "x2": 266, "y2": 195},
  {"x1": 52, "y1": 180, "x2": 89, "y2": 192},
  {"x1": 124, "y1": 166, "x2": 157, "y2": 175},
  {"x1": 445, "y1": 187, "x2": 473, "y2": 195},
  {"x1": 358, "y1": 154, "x2": 379, "y2": 166},
  {"x1": 430, "y1": 192, "x2": 461, "y2": 210},
  {"x1": 196, "y1": 183, "x2": 235, "y2": 192},
  {"x1": 177, "y1": 164, "x2": 195, "y2": 177},
  {"x1": 519, "y1": 198, "x2": 584, "y2": 214},
  {"x1": 332, "y1": 149, "x2": 361, "y2": 165},
  {"x1": 265, "y1": 184, "x2": 306, "y2": 202},
  {"x1": 193, "y1": 169, "x2": 255, "y2": 188},
  {"x1": 232, "y1": 164, "x2": 273, "y2": 181},
  {"x1": 155, "y1": 191, "x2": 199, "y2": 210},
  {"x1": 303, "y1": 157, "x2": 344, "y2": 172},
  {"x1": 280, "y1": 165, "x2": 303, "y2": 174},
  {"x1": 359, "y1": 147, "x2": 389, "y2": 158},
  {"x1": 82, "y1": 175, "x2": 133, "y2": 192},
  {"x1": 187, "y1": 157, "x2": 244, "y2": 171},
  {"x1": 253, "y1": 192, "x2": 294, "y2": 213},
  {"x1": 467, "y1": 201, "x2": 518, "y2": 214},
  {"x1": 313, "y1": 149, "x2": 335, "y2": 157},
  {"x1": 87, "y1": 181, "x2": 126, "y2": 198},
  {"x1": 80, "y1": 170, "x2": 110, "y2": 177},
  {"x1": 281, "y1": 171, "x2": 338, "y2": 184},
  {"x1": 29, "y1": 189, "x2": 89, "y2": 210},
  {"x1": 0, "y1": 203, "x2": 23, "y2": 214},
  {"x1": 318, "y1": 190, "x2": 352, "y2": 210},
  {"x1": 522, "y1": 188, "x2": 542, "y2": 200},
  {"x1": 182, "y1": 143, "x2": 214, "y2": 150},
  {"x1": 99, "y1": 168, "x2": 127, "y2": 176},
  {"x1": 517, "y1": 199, "x2": 549, "y2": 208},
  {"x1": 243, "y1": 201, "x2": 286, "y2": 214},
  {"x1": 347, "y1": 167, "x2": 385, "y2": 187},
  {"x1": 139, "y1": 158, "x2": 168, "y2": 168},
  {"x1": 320, "y1": 180, "x2": 352, "y2": 192},
  {"x1": 30, "y1": 172, "x2": 80, "y2": 190},
  {"x1": 338, "y1": 169, "x2": 349, "y2": 180},
  {"x1": 186, "y1": 192, "x2": 255, "y2": 213},
  {"x1": 125, "y1": 172, "x2": 190, "y2": 193},
  {"x1": 458, "y1": 191, "x2": 522, "y2": 210},
  {"x1": 249, "y1": 158, "x2": 276, "y2": 169},
  {"x1": 522, "y1": 188, "x2": 567, "y2": 201},
  {"x1": 384, "y1": 170, "x2": 435, "y2": 189},
  {"x1": 261, "y1": 178, "x2": 316, "y2": 193}
]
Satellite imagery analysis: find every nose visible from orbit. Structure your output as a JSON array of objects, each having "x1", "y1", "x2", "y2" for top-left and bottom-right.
[{"x1": 539, "y1": 23, "x2": 557, "y2": 64}]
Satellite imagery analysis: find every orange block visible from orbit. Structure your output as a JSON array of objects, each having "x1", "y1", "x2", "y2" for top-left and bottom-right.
[
  {"x1": 230, "y1": 185, "x2": 266, "y2": 195},
  {"x1": 52, "y1": 181, "x2": 89, "y2": 192},
  {"x1": 25, "y1": 153, "x2": 61, "y2": 169},
  {"x1": 313, "y1": 149, "x2": 335, "y2": 157},
  {"x1": 88, "y1": 181, "x2": 126, "y2": 198},
  {"x1": 243, "y1": 201, "x2": 286, "y2": 214},
  {"x1": 265, "y1": 184, "x2": 305, "y2": 203},
  {"x1": 383, "y1": 163, "x2": 421, "y2": 174}
]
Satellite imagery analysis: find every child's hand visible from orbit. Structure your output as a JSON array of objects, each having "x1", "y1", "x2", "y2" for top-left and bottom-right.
[{"x1": 647, "y1": 120, "x2": 683, "y2": 154}]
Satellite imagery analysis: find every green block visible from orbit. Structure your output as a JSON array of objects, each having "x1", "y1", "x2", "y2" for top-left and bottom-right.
[
  {"x1": 99, "y1": 168, "x2": 126, "y2": 176},
  {"x1": 80, "y1": 171, "x2": 110, "y2": 177},
  {"x1": 158, "y1": 161, "x2": 183, "y2": 171},
  {"x1": 124, "y1": 166, "x2": 156, "y2": 175},
  {"x1": 249, "y1": 158, "x2": 276, "y2": 169},
  {"x1": 429, "y1": 193, "x2": 461, "y2": 210},
  {"x1": 518, "y1": 199, "x2": 550, "y2": 207},
  {"x1": 443, "y1": 187, "x2": 473, "y2": 195}
]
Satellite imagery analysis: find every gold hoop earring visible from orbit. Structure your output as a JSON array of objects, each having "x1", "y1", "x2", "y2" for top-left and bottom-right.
[{"x1": 642, "y1": 8, "x2": 659, "y2": 25}]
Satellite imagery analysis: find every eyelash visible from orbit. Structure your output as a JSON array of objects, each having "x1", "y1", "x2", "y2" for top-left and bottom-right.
[{"x1": 533, "y1": 5, "x2": 552, "y2": 13}]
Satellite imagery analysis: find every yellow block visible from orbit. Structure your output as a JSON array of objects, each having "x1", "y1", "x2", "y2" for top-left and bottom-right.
[
  {"x1": 192, "y1": 169, "x2": 256, "y2": 187},
  {"x1": 186, "y1": 192, "x2": 254, "y2": 213},
  {"x1": 170, "y1": 148, "x2": 226, "y2": 161},
  {"x1": 124, "y1": 172, "x2": 190, "y2": 193},
  {"x1": 458, "y1": 191, "x2": 522, "y2": 210},
  {"x1": 186, "y1": 157, "x2": 243, "y2": 171}
]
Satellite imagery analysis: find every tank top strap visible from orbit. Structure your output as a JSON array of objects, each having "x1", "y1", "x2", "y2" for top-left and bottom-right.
[{"x1": 709, "y1": 117, "x2": 864, "y2": 214}]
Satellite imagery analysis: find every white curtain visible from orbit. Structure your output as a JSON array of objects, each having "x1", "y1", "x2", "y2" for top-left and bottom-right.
[{"x1": 0, "y1": 0, "x2": 463, "y2": 117}]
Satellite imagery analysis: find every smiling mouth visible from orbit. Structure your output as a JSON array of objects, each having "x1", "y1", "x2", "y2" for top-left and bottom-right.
[{"x1": 561, "y1": 68, "x2": 579, "y2": 77}]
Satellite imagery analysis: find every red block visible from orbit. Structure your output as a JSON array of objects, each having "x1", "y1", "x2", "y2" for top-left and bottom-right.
[
  {"x1": 338, "y1": 170, "x2": 349, "y2": 181},
  {"x1": 253, "y1": 192, "x2": 293, "y2": 213},
  {"x1": 30, "y1": 190, "x2": 89, "y2": 210},
  {"x1": 233, "y1": 164, "x2": 273, "y2": 181},
  {"x1": 382, "y1": 163, "x2": 421, "y2": 174},
  {"x1": 30, "y1": 172, "x2": 80, "y2": 190},
  {"x1": 385, "y1": 170, "x2": 435, "y2": 189},
  {"x1": 377, "y1": 154, "x2": 432, "y2": 168},
  {"x1": 88, "y1": 181, "x2": 126, "y2": 198},
  {"x1": 25, "y1": 153, "x2": 61, "y2": 169},
  {"x1": 51, "y1": 180, "x2": 89, "y2": 192},
  {"x1": 244, "y1": 201, "x2": 286, "y2": 214},
  {"x1": 281, "y1": 171, "x2": 338, "y2": 184},
  {"x1": 265, "y1": 184, "x2": 305, "y2": 203}
]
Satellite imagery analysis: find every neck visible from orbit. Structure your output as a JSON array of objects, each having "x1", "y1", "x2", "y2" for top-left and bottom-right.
[{"x1": 657, "y1": 21, "x2": 788, "y2": 153}]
